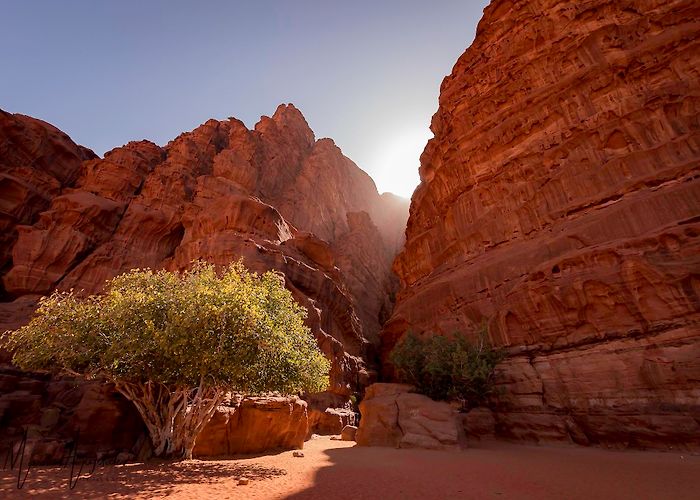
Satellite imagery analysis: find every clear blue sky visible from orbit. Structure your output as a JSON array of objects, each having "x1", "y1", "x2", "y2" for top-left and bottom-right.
[{"x1": 0, "y1": 0, "x2": 488, "y2": 197}]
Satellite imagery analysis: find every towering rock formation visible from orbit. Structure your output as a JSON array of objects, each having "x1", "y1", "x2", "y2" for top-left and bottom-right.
[
  {"x1": 0, "y1": 105, "x2": 409, "y2": 457},
  {"x1": 386, "y1": 0, "x2": 700, "y2": 448}
]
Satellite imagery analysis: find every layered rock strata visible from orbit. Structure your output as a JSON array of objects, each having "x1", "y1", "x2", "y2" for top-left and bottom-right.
[
  {"x1": 385, "y1": 0, "x2": 700, "y2": 448},
  {"x1": 0, "y1": 111, "x2": 96, "y2": 300}
]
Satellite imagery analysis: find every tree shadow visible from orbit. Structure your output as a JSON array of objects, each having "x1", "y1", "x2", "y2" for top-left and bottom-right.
[{"x1": 0, "y1": 458, "x2": 286, "y2": 498}]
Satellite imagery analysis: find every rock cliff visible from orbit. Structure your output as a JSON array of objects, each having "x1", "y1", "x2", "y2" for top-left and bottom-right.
[
  {"x1": 385, "y1": 0, "x2": 700, "y2": 448},
  {"x1": 0, "y1": 105, "x2": 409, "y2": 458}
]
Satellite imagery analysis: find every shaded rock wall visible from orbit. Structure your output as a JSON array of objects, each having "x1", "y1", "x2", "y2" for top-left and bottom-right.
[
  {"x1": 0, "y1": 366, "x2": 146, "y2": 464},
  {"x1": 0, "y1": 111, "x2": 96, "y2": 299},
  {"x1": 385, "y1": 0, "x2": 700, "y2": 449}
]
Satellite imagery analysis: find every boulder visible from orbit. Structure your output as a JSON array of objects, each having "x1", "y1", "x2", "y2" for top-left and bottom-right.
[
  {"x1": 341, "y1": 425, "x2": 358, "y2": 441},
  {"x1": 194, "y1": 396, "x2": 308, "y2": 456},
  {"x1": 308, "y1": 407, "x2": 356, "y2": 436},
  {"x1": 356, "y1": 383, "x2": 461, "y2": 450}
]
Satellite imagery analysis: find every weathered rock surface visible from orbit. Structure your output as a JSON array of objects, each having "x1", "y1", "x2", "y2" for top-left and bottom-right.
[
  {"x1": 194, "y1": 396, "x2": 308, "y2": 457},
  {"x1": 356, "y1": 383, "x2": 461, "y2": 450},
  {"x1": 0, "y1": 105, "x2": 408, "y2": 457},
  {"x1": 341, "y1": 424, "x2": 358, "y2": 441},
  {"x1": 304, "y1": 391, "x2": 357, "y2": 437},
  {"x1": 308, "y1": 406, "x2": 357, "y2": 437},
  {"x1": 0, "y1": 111, "x2": 96, "y2": 296},
  {"x1": 461, "y1": 407, "x2": 496, "y2": 440},
  {"x1": 0, "y1": 366, "x2": 145, "y2": 464},
  {"x1": 385, "y1": 0, "x2": 700, "y2": 449},
  {"x1": 0, "y1": 104, "x2": 407, "y2": 390}
]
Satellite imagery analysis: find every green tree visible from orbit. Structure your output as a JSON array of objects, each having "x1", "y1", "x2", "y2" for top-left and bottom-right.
[
  {"x1": 1, "y1": 261, "x2": 329, "y2": 459},
  {"x1": 390, "y1": 328, "x2": 504, "y2": 408}
]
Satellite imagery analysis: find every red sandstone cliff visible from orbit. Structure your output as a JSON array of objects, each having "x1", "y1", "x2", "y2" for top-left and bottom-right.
[
  {"x1": 385, "y1": 0, "x2": 700, "y2": 449},
  {"x1": 0, "y1": 104, "x2": 409, "y2": 456}
]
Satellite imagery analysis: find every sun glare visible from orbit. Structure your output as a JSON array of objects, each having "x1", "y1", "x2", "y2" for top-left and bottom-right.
[{"x1": 371, "y1": 127, "x2": 432, "y2": 198}]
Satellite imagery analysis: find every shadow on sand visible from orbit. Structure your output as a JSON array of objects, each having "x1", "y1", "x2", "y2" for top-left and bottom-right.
[
  {"x1": 0, "y1": 458, "x2": 286, "y2": 499},
  {"x1": 286, "y1": 441, "x2": 700, "y2": 500}
]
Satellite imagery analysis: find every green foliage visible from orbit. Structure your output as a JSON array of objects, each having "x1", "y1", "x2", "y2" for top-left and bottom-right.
[
  {"x1": 2, "y1": 261, "x2": 329, "y2": 395},
  {"x1": 389, "y1": 329, "x2": 504, "y2": 408}
]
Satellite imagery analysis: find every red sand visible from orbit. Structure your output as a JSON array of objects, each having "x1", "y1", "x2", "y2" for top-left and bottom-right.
[{"x1": 1, "y1": 437, "x2": 698, "y2": 499}]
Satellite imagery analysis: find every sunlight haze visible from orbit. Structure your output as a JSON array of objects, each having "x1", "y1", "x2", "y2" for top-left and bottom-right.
[{"x1": 0, "y1": 0, "x2": 489, "y2": 198}]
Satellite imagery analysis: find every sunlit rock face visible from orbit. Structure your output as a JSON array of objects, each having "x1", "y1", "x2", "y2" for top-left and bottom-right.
[
  {"x1": 385, "y1": 0, "x2": 700, "y2": 449},
  {"x1": 194, "y1": 396, "x2": 309, "y2": 456},
  {"x1": 0, "y1": 104, "x2": 409, "y2": 458}
]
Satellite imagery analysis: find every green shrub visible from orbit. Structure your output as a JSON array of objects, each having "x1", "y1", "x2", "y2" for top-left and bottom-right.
[{"x1": 389, "y1": 328, "x2": 504, "y2": 408}]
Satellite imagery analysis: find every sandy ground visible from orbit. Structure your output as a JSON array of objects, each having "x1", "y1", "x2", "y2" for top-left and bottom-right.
[{"x1": 1, "y1": 436, "x2": 698, "y2": 499}]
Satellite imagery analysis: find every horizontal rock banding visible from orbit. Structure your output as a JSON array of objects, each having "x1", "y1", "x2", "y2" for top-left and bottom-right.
[{"x1": 385, "y1": 0, "x2": 700, "y2": 448}]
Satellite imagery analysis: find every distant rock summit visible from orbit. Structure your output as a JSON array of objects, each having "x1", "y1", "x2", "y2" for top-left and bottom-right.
[{"x1": 384, "y1": 0, "x2": 700, "y2": 448}]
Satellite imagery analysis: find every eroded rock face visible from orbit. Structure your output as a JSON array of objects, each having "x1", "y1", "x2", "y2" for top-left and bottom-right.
[
  {"x1": 0, "y1": 104, "x2": 407, "y2": 394},
  {"x1": 0, "y1": 111, "x2": 96, "y2": 295},
  {"x1": 0, "y1": 104, "x2": 408, "y2": 457},
  {"x1": 0, "y1": 367, "x2": 145, "y2": 464},
  {"x1": 384, "y1": 0, "x2": 700, "y2": 449},
  {"x1": 194, "y1": 396, "x2": 308, "y2": 456},
  {"x1": 462, "y1": 408, "x2": 496, "y2": 441},
  {"x1": 341, "y1": 424, "x2": 358, "y2": 441},
  {"x1": 356, "y1": 383, "x2": 461, "y2": 450},
  {"x1": 308, "y1": 407, "x2": 356, "y2": 436}
]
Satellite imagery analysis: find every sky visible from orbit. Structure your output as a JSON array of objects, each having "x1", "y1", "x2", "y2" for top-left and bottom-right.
[{"x1": 0, "y1": 0, "x2": 489, "y2": 198}]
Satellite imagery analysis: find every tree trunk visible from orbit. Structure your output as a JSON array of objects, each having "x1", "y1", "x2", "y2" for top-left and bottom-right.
[{"x1": 114, "y1": 379, "x2": 225, "y2": 459}]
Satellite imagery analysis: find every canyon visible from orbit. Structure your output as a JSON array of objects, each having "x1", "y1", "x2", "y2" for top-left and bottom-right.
[{"x1": 1, "y1": 0, "x2": 700, "y2": 462}]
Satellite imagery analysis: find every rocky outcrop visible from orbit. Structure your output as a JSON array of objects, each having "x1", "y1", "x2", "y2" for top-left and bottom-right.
[
  {"x1": 356, "y1": 383, "x2": 462, "y2": 450},
  {"x1": 0, "y1": 111, "x2": 96, "y2": 298},
  {"x1": 304, "y1": 391, "x2": 358, "y2": 436},
  {"x1": 0, "y1": 104, "x2": 406, "y2": 393},
  {"x1": 0, "y1": 104, "x2": 408, "y2": 458},
  {"x1": 194, "y1": 396, "x2": 308, "y2": 457},
  {"x1": 384, "y1": 0, "x2": 700, "y2": 449}
]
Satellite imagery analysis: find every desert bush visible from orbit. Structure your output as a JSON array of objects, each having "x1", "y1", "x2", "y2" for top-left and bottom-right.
[
  {"x1": 1, "y1": 261, "x2": 329, "y2": 459},
  {"x1": 390, "y1": 328, "x2": 504, "y2": 408}
]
